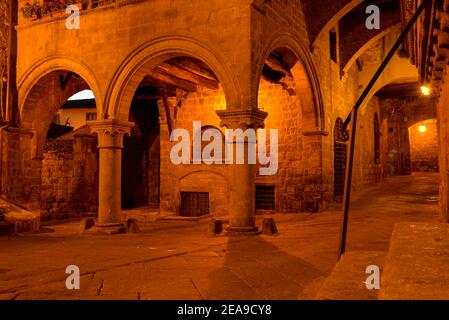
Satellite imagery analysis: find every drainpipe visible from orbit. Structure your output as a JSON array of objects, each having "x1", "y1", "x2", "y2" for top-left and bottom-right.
[{"x1": 337, "y1": 0, "x2": 431, "y2": 260}]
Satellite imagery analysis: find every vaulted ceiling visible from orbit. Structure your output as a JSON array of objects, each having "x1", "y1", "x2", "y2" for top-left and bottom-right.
[{"x1": 301, "y1": 0, "x2": 404, "y2": 72}]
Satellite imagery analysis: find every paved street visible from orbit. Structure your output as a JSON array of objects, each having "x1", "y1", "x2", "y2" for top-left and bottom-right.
[{"x1": 0, "y1": 173, "x2": 439, "y2": 300}]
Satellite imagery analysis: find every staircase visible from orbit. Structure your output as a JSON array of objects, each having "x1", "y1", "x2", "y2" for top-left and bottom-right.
[
  {"x1": 0, "y1": 197, "x2": 40, "y2": 235},
  {"x1": 316, "y1": 222, "x2": 449, "y2": 300}
]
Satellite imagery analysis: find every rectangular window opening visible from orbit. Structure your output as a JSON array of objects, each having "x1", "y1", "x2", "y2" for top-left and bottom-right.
[
  {"x1": 86, "y1": 112, "x2": 97, "y2": 121},
  {"x1": 256, "y1": 185, "x2": 275, "y2": 211},
  {"x1": 330, "y1": 30, "x2": 338, "y2": 63},
  {"x1": 180, "y1": 192, "x2": 210, "y2": 217}
]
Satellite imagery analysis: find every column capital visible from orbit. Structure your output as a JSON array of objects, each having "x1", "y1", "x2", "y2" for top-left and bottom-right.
[
  {"x1": 88, "y1": 119, "x2": 134, "y2": 148},
  {"x1": 216, "y1": 109, "x2": 268, "y2": 130}
]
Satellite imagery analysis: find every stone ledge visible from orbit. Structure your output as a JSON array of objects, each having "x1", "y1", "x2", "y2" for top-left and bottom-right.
[
  {"x1": 315, "y1": 251, "x2": 385, "y2": 300},
  {"x1": 379, "y1": 222, "x2": 449, "y2": 300}
]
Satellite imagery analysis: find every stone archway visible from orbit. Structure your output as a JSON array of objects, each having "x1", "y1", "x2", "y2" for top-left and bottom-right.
[
  {"x1": 256, "y1": 33, "x2": 326, "y2": 132},
  {"x1": 8, "y1": 58, "x2": 101, "y2": 217},
  {"x1": 105, "y1": 35, "x2": 238, "y2": 120},
  {"x1": 255, "y1": 38, "x2": 327, "y2": 212},
  {"x1": 87, "y1": 36, "x2": 244, "y2": 232},
  {"x1": 18, "y1": 56, "x2": 103, "y2": 121}
]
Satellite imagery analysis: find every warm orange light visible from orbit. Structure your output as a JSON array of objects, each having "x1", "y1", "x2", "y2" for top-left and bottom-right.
[
  {"x1": 418, "y1": 125, "x2": 427, "y2": 133},
  {"x1": 421, "y1": 86, "x2": 431, "y2": 96}
]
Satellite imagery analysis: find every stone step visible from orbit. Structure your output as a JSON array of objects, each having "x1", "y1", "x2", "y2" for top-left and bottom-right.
[
  {"x1": 315, "y1": 251, "x2": 385, "y2": 300},
  {"x1": 0, "y1": 198, "x2": 40, "y2": 234},
  {"x1": 379, "y1": 222, "x2": 449, "y2": 300}
]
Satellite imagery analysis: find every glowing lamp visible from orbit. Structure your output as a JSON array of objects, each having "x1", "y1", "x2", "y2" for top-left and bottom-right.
[
  {"x1": 420, "y1": 86, "x2": 431, "y2": 96},
  {"x1": 418, "y1": 125, "x2": 427, "y2": 133}
]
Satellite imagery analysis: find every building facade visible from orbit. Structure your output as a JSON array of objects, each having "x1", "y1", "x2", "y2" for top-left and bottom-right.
[{"x1": 0, "y1": 0, "x2": 440, "y2": 234}]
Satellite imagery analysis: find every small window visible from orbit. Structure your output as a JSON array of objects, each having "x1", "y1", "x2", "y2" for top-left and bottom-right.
[
  {"x1": 256, "y1": 185, "x2": 275, "y2": 211},
  {"x1": 86, "y1": 112, "x2": 97, "y2": 121},
  {"x1": 330, "y1": 30, "x2": 338, "y2": 63},
  {"x1": 180, "y1": 192, "x2": 209, "y2": 217}
]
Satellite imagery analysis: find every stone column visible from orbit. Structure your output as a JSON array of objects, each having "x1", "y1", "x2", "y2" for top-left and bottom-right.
[
  {"x1": 216, "y1": 109, "x2": 267, "y2": 235},
  {"x1": 88, "y1": 119, "x2": 134, "y2": 234}
]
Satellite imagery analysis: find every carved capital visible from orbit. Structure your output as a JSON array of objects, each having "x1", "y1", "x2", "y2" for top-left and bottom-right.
[
  {"x1": 216, "y1": 109, "x2": 268, "y2": 130},
  {"x1": 88, "y1": 119, "x2": 134, "y2": 149}
]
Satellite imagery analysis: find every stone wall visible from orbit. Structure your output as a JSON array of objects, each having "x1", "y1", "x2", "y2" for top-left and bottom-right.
[
  {"x1": 1, "y1": 128, "x2": 41, "y2": 209},
  {"x1": 40, "y1": 133, "x2": 98, "y2": 220},
  {"x1": 438, "y1": 76, "x2": 449, "y2": 222},
  {"x1": 379, "y1": 97, "x2": 437, "y2": 176},
  {"x1": 158, "y1": 86, "x2": 229, "y2": 217},
  {"x1": 352, "y1": 96, "x2": 384, "y2": 190},
  {"x1": 409, "y1": 119, "x2": 439, "y2": 173},
  {"x1": 384, "y1": 110, "x2": 411, "y2": 176},
  {"x1": 257, "y1": 63, "x2": 323, "y2": 212}
]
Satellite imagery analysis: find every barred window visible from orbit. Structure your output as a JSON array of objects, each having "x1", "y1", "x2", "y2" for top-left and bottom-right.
[
  {"x1": 180, "y1": 192, "x2": 209, "y2": 217},
  {"x1": 256, "y1": 185, "x2": 275, "y2": 211}
]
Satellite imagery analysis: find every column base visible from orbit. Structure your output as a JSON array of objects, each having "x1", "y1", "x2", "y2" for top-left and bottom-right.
[
  {"x1": 225, "y1": 226, "x2": 261, "y2": 236},
  {"x1": 87, "y1": 223, "x2": 126, "y2": 235}
]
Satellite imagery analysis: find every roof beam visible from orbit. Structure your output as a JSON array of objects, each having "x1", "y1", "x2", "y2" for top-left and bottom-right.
[
  {"x1": 156, "y1": 63, "x2": 219, "y2": 90},
  {"x1": 144, "y1": 70, "x2": 198, "y2": 93},
  {"x1": 168, "y1": 58, "x2": 218, "y2": 81}
]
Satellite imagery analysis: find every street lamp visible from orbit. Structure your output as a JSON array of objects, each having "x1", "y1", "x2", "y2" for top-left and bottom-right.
[{"x1": 420, "y1": 85, "x2": 431, "y2": 96}]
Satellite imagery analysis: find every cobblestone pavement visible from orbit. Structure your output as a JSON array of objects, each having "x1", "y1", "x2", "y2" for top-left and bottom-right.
[{"x1": 0, "y1": 173, "x2": 439, "y2": 300}]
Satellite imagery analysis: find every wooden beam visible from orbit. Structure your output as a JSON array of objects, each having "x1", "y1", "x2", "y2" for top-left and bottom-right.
[
  {"x1": 168, "y1": 58, "x2": 218, "y2": 81},
  {"x1": 156, "y1": 63, "x2": 219, "y2": 90},
  {"x1": 59, "y1": 72, "x2": 75, "y2": 91},
  {"x1": 146, "y1": 70, "x2": 198, "y2": 92},
  {"x1": 261, "y1": 66, "x2": 285, "y2": 83},
  {"x1": 264, "y1": 56, "x2": 291, "y2": 76}
]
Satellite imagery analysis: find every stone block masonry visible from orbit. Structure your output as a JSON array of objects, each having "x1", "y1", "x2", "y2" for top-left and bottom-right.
[{"x1": 40, "y1": 133, "x2": 98, "y2": 221}]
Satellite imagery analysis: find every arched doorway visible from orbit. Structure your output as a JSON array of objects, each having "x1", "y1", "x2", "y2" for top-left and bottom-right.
[
  {"x1": 119, "y1": 55, "x2": 228, "y2": 217},
  {"x1": 122, "y1": 97, "x2": 160, "y2": 209},
  {"x1": 409, "y1": 119, "x2": 439, "y2": 173},
  {"x1": 256, "y1": 47, "x2": 324, "y2": 212},
  {"x1": 18, "y1": 70, "x2": 99, "y2": 220}
]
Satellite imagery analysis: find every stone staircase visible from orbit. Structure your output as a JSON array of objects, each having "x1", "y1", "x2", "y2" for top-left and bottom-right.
[
  {"x1": 316, "y1": 222, "x2": 449, "y2": 300},
  {"x1": 0, "y1": 197, "x2": 40, "y2": 235}
]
